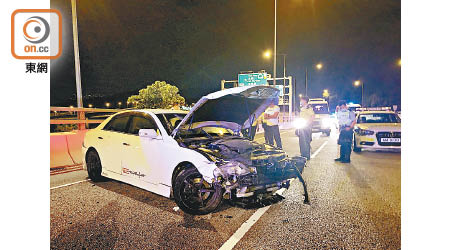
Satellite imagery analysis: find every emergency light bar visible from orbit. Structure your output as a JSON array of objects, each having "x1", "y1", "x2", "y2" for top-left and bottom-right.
[{"x1": 356, "y1": 107, "x2": 393, "y2": 112}]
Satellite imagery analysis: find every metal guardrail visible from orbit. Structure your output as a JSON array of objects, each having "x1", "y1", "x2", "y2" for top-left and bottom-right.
[
  {"x1": 50, "y1": 106, "x2": 294, "y2": 128},
  {"x1": 50, "y1": 106, "x2": 124, "y2": 129}
]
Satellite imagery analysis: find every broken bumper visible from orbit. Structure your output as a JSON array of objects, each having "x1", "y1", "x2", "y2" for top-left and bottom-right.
[{"x1": 231, "y1": 156, "x2": 308, "y2": 200}]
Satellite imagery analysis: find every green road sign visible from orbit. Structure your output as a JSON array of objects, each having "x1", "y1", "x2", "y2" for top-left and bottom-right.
[
  {"x1": 238, "y1": 72, "x2": 268, "y2": 86},
  {"x1": 274, "y1": 85, "x2": 283, "y2": 96}
]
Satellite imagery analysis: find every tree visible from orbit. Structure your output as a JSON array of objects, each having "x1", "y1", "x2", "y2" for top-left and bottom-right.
[
  {"x1": 366, "y1": 92, "x2": 389, "y2": 107},
  {"x1": 127, "y1": 81, "x2": 185, "y2": 109}
]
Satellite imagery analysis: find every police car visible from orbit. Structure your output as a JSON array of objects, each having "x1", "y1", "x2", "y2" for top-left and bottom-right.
[{"x1": 353, "y1": 109, "x2": 401, "y2": 152}]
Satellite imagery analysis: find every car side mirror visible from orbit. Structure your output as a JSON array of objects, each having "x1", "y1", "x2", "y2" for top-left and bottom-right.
[{"x1": 139, "y1": 129, "x2": 162, "y2": 140}]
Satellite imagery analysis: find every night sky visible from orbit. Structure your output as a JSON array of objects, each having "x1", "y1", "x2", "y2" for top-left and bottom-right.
[{"x1": 50, "y1": 0, "x2": 400, "y2": 108}]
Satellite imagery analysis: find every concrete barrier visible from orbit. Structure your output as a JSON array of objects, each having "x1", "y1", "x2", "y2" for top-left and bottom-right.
[{"x1": 50, "y1": 130, "x2": 88, "y2": 168}]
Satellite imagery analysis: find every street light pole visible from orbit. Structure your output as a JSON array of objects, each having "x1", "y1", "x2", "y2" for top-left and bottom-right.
[
  {"x1": 283, "y1": 54, "x2": 286, "y2": 85},
  {"x1": 305, "y1": 63, "x2": 323, "y2": 97},
  {"x1": 361, "y1": 81, "x2": 364, "y2": 107},
  {"x1": 354, "y1": 80, "x2": 364, "y2": 106},
  {"x1": 282, "y1": 53, "x2": 286, "y2": 121},
  {"x1": 71, "y1": 0, "x2": 85, "y2": 129},
  {"x1": 305, "y1": 67, "x2": 308, "y2": 96},
  {"x1": 273, "y1": 0, "x2": 277, "y2": 86}
]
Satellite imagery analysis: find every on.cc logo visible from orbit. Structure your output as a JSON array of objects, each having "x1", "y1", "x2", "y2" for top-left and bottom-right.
[{"x1": 23, "y1": 16, "x2": 50, "y2": 44}]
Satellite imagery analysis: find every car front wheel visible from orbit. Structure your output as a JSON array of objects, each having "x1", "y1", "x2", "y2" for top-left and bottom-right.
[
  {"x1": 173, "y1": 167, "x2": 223, "y2": 215},
  {"x1": 353, "y1": 138, "x2": 362, "y2": 152}
]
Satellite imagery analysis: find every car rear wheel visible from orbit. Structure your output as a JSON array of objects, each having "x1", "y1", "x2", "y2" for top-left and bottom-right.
[
  {"x1": 86, "y1": 150, "x2": 104, "y2": 182},
  {"x1": 173, "y1": 167, "x2": 223, "y2": 215}
]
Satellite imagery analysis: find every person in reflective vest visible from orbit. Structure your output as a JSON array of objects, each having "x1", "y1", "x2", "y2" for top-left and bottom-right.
[
  {"x1": 248, "y1": 112, "x2": 264, "y2": 140},
  {"x1": 264, "y1": 99, "x2": 283, "y2": 149},
  {"x1": 335, "y1": 100, "x2": 356, "y2": 163},
  {"x1": 261, "y1": 111, "x2": 269, "y2": 144},
  {"x1": 296, "y1": 96, "x2": 315, "y2": 160}
]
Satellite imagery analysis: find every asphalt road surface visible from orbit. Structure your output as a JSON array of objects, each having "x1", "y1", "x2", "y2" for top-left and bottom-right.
[{"x1": 50, "y1": 128, "x2": 400, "y2": 249}]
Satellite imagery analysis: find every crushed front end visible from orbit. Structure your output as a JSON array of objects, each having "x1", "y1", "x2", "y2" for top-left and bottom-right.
[
  {"x1": 214, "y1": 154, "x2": 309, "y2": 204},
  {"x1": 184, "y1": 137, "x2": 310, "y2": 204}
]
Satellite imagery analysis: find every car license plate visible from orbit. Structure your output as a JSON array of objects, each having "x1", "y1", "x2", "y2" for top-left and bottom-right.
[{"x1": 381, "y1": 138, "x2": 400, "y2": 143}]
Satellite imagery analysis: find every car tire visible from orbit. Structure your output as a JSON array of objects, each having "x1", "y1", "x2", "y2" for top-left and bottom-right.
[
  {"x1": 173, "y1": 167, "x2": 223, "y2": 215},
  {"x1": 86, "y1": 150, "x2": 104, "y2": 182},
  {"x1": 353, "y1": 138, "x2": 362, "y2": 152}
]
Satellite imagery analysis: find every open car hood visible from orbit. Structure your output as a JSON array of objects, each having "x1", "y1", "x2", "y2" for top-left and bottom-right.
[{"x1": 172, "y1": 85, "x2": 280, "y2": 137}]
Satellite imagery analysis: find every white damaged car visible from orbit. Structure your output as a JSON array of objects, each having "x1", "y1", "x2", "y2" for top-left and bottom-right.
[{"x1": 82, "y1": 86, "x2": 308, "y2": 214}]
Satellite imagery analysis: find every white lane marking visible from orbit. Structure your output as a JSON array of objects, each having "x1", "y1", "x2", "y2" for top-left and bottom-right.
[
  {"x1": 311, "y1": 141, "x2": 328, "y2": 159},
  {"x1": 50, "y1": 179, "x2": 89, "y2": 190},
  {"x1": 218, "y1": 188, "x2": 285, "y2": 250},
  {"x1": 218, "y1": 140, "x2": 329, "y2": 250}
]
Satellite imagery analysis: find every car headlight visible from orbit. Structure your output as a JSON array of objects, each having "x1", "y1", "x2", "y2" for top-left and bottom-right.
[
  {"x1": 355, "y1": 128, "x2": 374, "y2": 135},
  {"x1": 215, "y1": 161, "x2": 251, "y2": 177},
  {"x1": 293, "y1": 118, "x2": 307, "y2": 129}
]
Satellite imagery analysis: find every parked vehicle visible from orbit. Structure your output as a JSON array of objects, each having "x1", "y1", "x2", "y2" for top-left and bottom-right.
[
  {"x1": 353, "y1": 110, "x2": 401, "y2": 152},
  {"x1": 308, "y1": 98, "x2": 332, "y2": 136}
]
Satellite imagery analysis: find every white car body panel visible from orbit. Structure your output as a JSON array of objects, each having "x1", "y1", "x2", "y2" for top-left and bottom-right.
[{"x1": 82, "y1": 109, "x2": 214, "y2": 198}]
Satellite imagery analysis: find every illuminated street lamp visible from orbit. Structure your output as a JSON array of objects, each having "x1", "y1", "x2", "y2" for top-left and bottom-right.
[
  {"x1": 88, "y1": 104, "x2": 93, "y2": 108},
  {"x1": 353, "y1": 80, "x2": 364, "y2": 106},
  {"x1": 316, "y1": 63, "x2": 323, "y2": 70},
  {"x1": 105, "y1": 102, "x2": 110, "y2": 108},
  {"x1": 263, "y1": 50, "x2": 287, "y2": 85},
  {"x1": 118, "y1": 101, "x2": 122, "y2": 108}
]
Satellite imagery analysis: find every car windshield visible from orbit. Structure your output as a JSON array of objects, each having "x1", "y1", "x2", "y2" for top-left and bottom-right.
[
  {"x1": 311, "y1": 104, "x2": 329, "y2": 114},
  {"x1": 358, "y1": 113, "x2": 401, "y2": 123},
  {"x1": 156, "y1": 113, "x2": 186, "y2": 134},
  {"x1": 177, "y1": 126, "x2": 234, "y2": 139}
]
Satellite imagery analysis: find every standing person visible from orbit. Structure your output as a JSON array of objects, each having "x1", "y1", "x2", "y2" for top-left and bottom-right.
[
  {"x1": 296, "y1": 96, "x2": 315, "y2": 160},
  {"x1": 261, "y1": 111, "x2": 270, "y2": 144},
  {"x1": 171, "y1": 102, "x2": 180, "y2": 110},
  {"x1": 335, "y1": 100, "x2": 356, "y2": 163},
  {"x1": 248, "y1": 112, "x2": 264, "y2": 140},
  {"x1": 264, "y1": 99, "x2": 283, "y2": 149}
]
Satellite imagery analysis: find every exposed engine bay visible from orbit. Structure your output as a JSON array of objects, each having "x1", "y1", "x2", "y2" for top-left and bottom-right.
[{"x1": 178, "y1": 135, "x2": 310, "y2": 203}]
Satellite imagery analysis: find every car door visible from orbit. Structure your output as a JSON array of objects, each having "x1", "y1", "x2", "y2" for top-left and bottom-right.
[
  {"x1": 121, "y1": 112, "x2": 163, "y2": 183},
  {"x1": 100, "y1": 113, "x2": 132, "y2": 174}
]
